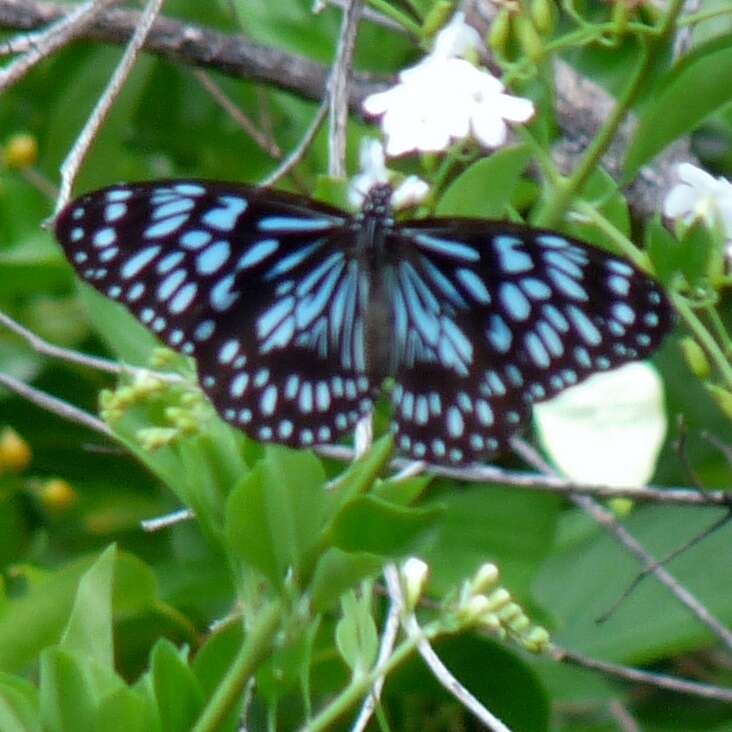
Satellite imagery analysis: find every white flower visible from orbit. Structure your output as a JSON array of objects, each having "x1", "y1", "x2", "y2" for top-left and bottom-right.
[
  {"x1": 663, "y1": 162, "x2": 732, "y2": 239},
  {"x1": 348, "y1": 138, "x2": 429, "y2": 209},
  {"x1": 362, "y1": 13, "x2": 534, "y2": 156},
  {"x1": 533, "y1": 363, "x2": 667, "y2": 488}
]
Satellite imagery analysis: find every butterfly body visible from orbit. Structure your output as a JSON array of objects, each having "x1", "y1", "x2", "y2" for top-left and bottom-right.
[{"x1": 55, "y1": 180, "x2": 673, "y2": 465}]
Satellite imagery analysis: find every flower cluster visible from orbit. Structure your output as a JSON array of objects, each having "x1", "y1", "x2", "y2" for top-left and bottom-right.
[{"x1": 362, "y1": 13, "x2": 534, "y2": 157}]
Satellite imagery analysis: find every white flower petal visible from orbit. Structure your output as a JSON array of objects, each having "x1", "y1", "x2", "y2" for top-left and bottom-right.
[
  {"x1": 391, "y1": 176, "x2": 429, "y2": 208},
  {"x1": 431, "y1": 11, "x2": 480, "y2": 58},
  {"x1": 663, "y1": 184, "x2": 696, "y2": 218},
  {"x1": 494, "y1": 94, "x2": 535, "y2": 123},
  {"x1": 470, "y1": 112, "x2": 507, "y2": 148}
]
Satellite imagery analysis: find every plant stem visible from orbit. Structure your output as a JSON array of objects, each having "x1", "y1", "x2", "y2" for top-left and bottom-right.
[
  {"x1": 535, "y1": 0, "x2": 686, "y2": 229},
  {"x1": 192, "y1": 600, "x2": 284, "y2": 732}
]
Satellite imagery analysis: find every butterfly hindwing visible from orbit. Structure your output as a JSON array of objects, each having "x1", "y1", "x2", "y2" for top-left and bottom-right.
[{"x1": 385, "y1": 221, "x2": 672, "y2": 463}]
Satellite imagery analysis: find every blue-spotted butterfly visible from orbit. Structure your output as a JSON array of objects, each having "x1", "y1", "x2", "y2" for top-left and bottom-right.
[{"x1": 55, "y1": 180, "x2": 673, "y2": 465}]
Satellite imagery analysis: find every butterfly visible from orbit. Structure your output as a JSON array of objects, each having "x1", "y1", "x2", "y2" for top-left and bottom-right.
[{"x1": 54, "y1": 180, "x2": 673, "y2": 466}]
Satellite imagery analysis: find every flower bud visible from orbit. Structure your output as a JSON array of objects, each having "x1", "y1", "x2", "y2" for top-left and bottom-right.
[
  {"x1": 513, "y1": 14, "x2": 543, "y2": 64},
  {"x1": 0, "y1": 427, "x2": 31, "y2": 472},
  {"x1": 484, "y1": 587, "x2": 511, "y2": 612},
  {"x1": 706, "y1": 384, "x2": 732, "y2": 422},
  {"x1": 680, "y1": 337, "x2": 710, "y2": 379},
  {"x1": 530, "y1": 0, "x2": 555, "y2": 35},
  {"x1": 4, "y1": 133, "x2": 38, "y2": 169},
  {"x1": 422, "y1": 1, "x2": 454, "y2": 38},
  {"x1": 523, "y1": 626, "x2": 550, "y2": 653},
  {"x1": 488, "y1": 8, "x2": 511, "y2": 56},
  {"x1": 401, "y1": 557, "x2": 430, "y2": 610},
  {"x1": 39, "y1": 478, "x2": 77, "y2": 512},
  {"x1": 470, "y1": 562, "x2": 500, "y2": 595}
]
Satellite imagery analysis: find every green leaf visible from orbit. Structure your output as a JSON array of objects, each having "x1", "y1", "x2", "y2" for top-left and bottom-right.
[
  {"x1": 645, "y1": 215, "x2": 681, "y2": 286},
  {"x1": 94, "y1": 687, "x2": 157, "y2": 732},
  {"x1": 310, "y1": 549, "x2": 383, "y2": 611},
  {"x1": 335, "y1": 590, "x2": 378, "y2": 674},
  {"x1": 151, "y1": 639, "x2": 204, "y2": 732},
  {"x1": 436, "y1": 146, "x2": 533, "y2": 218},
  {"x1": 39, "y1": 649, "x2": 96, "y2": 732},
  {"x1": 330, "y1": 495, "x2": 442, "y2": 556},
  {"x1": 60, "y1": 545, "x2": 116, "y2": 668},
  {"x1": 0, "y1": 674, "x2": 40, "y2": 732},
  {"x1": 625, "y1": 41, "x2": 732, "y2": 177},
  {"x1": 225, "y1": 446, "x2": 328, "y2": 587}
]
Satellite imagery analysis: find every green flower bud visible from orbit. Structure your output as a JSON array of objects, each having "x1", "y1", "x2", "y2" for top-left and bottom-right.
[{"x1": 680, "y1": 337, "x2": 711, "y2": 379}]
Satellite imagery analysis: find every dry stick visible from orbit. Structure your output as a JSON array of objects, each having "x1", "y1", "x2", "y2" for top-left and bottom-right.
[
  {"x1": 511, "y1": 437, "x2": 732, "y2": 655},
  {"x1": 553, "y1": 646, "x2": 732, "y2": 703},
  {"x1": 0, "y1": 371, "x2": 113, "y2": 438},
  {"x1": 0, "y1": 0, "x2": 119, "y2": 92},
  {"x1": 260, "y1": 99, "x2": 329, "y2": 188},
  {"x1": 383, "y1": 565, "x2": 514, "y2": 732},
  {"x1": 0, "y1": 309, "x2": 184, "y2": 384},
  {"x1": 351, "y1": 575, "x2": 402, "y2": 732},
  {"x1": 54, "y1": 0, "x2": 165, "y2": 216},
  {"x1": 327, "y1": 0, "x2": 363, "y2": 178},
  {"x1": 191, "y1": 68, "x2": 281, "y2": 158},
  {"x1": 141, "y1": 508, "x2": 194, "y2": 532},
  {"x1": 606, "y1": 701, "x2": 641, "y2": 732}
]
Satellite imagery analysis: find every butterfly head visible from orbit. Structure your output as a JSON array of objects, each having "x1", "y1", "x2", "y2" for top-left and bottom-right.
[{"x1": 360, "y1": 184, "x2": 394, "y2": 222}]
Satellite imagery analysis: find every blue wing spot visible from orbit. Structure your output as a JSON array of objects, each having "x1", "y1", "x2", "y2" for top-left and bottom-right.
[
  {"x1": 105, "y1": 203, "x2": 127, "y2": 222},
  {"x1": 169, "y1": 329, "x2": 183, "y2": 346},
  {"x1": 218, "y1": 339, "x2": 240, "y2": 364},
  {"x1": 574, "y1": 346, "x2": 592, "y2": 368},
  {"x1": 456, "y1": 267, "x2": 491, "y2": 304},
  {"x1": 506, "y1": 365, "x2": 524, "y2": 387},
  {"x1": 260, "y1": 385, "x2": 278, "y2": 415},
  {"x1": 157, "y1": 252, "x2": 185, "y2": 274},
  {"x1": 636, "y1": 333, "x2": 651, "y2": 347},
  {"x1": 203, "y1": 196, "x2": 248, "y2": 231},
  {"x1": 608, "y1": 275, "x2": 630, "y2": 296},
  {"x1": 105, "y1": 189, "x2": 132, "y2": 202},
  {"x1": 470, "y1": 434, "x2": 484, "y2": 450},
  {"x1": 608, "y1": 260, "x2": 634, "y2": 276},
  {"x1": 169, "y1": 282, "x2": 197, "y2": 314},
  {"x1": 644, "y1": 312, "x2": 659, "y2": 328},
  {"x1": 264, "y1": 240, "x2": 325, "y2": 279},
  {"x1": 121, "y1": 245, "x2": 161, "y2": 279},
  {"x1": 180, "y1": 230, "x2": 212, "y2": 250},
  {"x1": 536, "y1": 234, "x2": 568, "y2": 249},
  {"x1": 520, "y1": 277, "x2": 552, "y2": 300},
  {"x1": 547, "y1": 267, "x2": 588, "y2": 301},
  {"x1": 153, "y1": 198, "x2": 194, "y2": 220},
  {"x1": 99, "y1": 247, "x2": 119, "y2": 263},
  {"x1": 257, "y1": 216, "x2": 333, "y2": 233},
  {"x1": 239, "y1": 408, "x2": 253, "y2": 424},
  {"x1": 545, "y1": 251, "x2": 583, "y2": 279},
  {"x1": 476, "y1": 399, "x2": 493, "y2": 426},
  {"x1": 285, "y1": 375, "x2": 299, "y2": 400},
  {"x1": 73, "y1": 252, "x2": 88, "y2": 264},
  {"x1": 174, "y1": 183, "x2": 206, "y2": 196},
  {"x1": 127, "y1": 283, "x2": 145, "y2": 301},
  {"x1": 612, "y1": 302, "x2": 636, "y2": 325},
  {"x1": 566, "y1": 305, "x2": 602, "y2": 346},
  {"x1": 537, "y1": 321, "x2": 563, "y2": 357},
  {"x1": 197, "y1": 240, "x2": 231, "y2": 275},
  {"x1": 93, "y1": 227, "x2": 116, "y2": 248},
  {"x1": 412, "y1": 233, "x2": 480, "y2": 262},
  {"x1": 144, "y1": 214, "x2": 189, "y2": 239},
  {"x1": 157, "y1": 269, "x2": 187, "y2": 301},
  {"x1": 279, "y1": 420, "x2": 294, "y2": 439},
  {"x1": 237, "y1": 239, "x2": 279, "y2": 270},
  {"x1": 152, "y1": 316, "x2": 166, "y2": 332},
  {"x1": 542, "y1": 304, "x2": 570, "y2": 332},
  {"x1": 108, "y1": 285, "x2": 122, "y2": 298},
  {"x1": 596, "y1": 356, "x2": 611, "y2": 369},
  {"x1": 209, "y1": 274, "x2": 238, "y2": 312},
  {"x1": 194, "y1": 319, "x2": 215, "y2": 341},
  {"x1": 525, "y1": 332, "x2": 550, "y2": 368},
  {"x1": 70, "y1": 227, "x2": 84, "y2": 242},
  {"x1": 487, "y1": 314, "x2": 512, "y2": 353},
  {"x1": 316, "y1": 382, "x2": 331, "y2": 412},
  {"x1": 140, "y1": 308, "x2": 154, "y2": 323},
  {"x1": 499, "y1": 282, "x2": 531, "y2": 321},
  {"x1": 495, "y1": 235, "x2": 533, "y2": 274},
  {"x1": 299, "y1": 382, "x2": 313, "y2": 413}
]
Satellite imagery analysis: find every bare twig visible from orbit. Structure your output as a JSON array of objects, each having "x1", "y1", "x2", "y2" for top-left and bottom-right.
[
  {"x1": 328, "y1": 0, "x2": 363, "y2": 178},
  {"x1": 54, "y1": 0, "x2": 166, "y2": 215},
  {"x1": 0, "y1": 309, "x2": 184, "y2": 383},
  {"x1": 319, "y1": 0, "x2": 407, "y2": 33},
  {"x1": 0, "y1": 0, "x2": 119, "y2": 92},
  {"x1": 511, "y1": 437, "x2": 732, "y2": 655},
  {"x1": 141, "y1": 507, "x2": 194, "y2": 532},
  {"x1": 384, "y1": 565, "x2": 513, "y2": 732},
  {"x1": 192, "y1": 68, "x2": 281, "y2": 158},
  {"x1": 351, "y1": 569, "x2": 402, "y2": 732},
  {"x1": 553, "y1": 645, "x2": 732, "y2": 703},
  {"x1": 259, "y1": 99, "x2": 329, "y2": 188},
  {"x1": 0, "y1": 371, "x2": 112, "y2": 438}
]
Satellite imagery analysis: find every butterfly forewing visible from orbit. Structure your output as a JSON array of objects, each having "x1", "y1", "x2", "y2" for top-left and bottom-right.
[
  {"x1": 55, "y1": 180, "x2": 376, "y2": 446},
  {"x1": 384, "y1": 221, "x2": 672, "y2": 463}
]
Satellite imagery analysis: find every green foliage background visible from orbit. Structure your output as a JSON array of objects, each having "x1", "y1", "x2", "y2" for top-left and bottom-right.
[{"x1": 2, "y1": 0, "x2": 732, "y2": 730}]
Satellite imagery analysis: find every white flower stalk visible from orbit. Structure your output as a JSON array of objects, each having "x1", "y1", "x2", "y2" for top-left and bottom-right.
[
  {"x1": 362, "y1": 13, "x2": 534, "y2": 156},
  {"x1": 348, "y1": 138, "x2": 429, "y2": 209},
  {"x1": 664, "y1": 162, "x2": 732, "y2": 240}
]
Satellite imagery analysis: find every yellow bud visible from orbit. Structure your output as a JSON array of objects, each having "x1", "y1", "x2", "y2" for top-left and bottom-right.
[
  {"x1": 484, "y1": 587, "x2": 511, "y2": 612},
  {"x1": 496, "y1": 602, "x2": 523, "y2": 624},
  {"x1": 470, "y1": 563, "x2": 500, "y2": 595},
  {"x1": 680, "y1": 337, "x2": 711, "y2": 379},
  {"x1": 0, "y1": 427, "x2": 31, "y2": 472},
  {"x1": 513, "y1": 14, "x2": 543, "y2": 64},
  {"x1": 507, "y1": 613, "x2": 530, "y2": 634},
  {"x1": 488, "y1": 8, "x2": 512, "y2": 55},
  {"x1": 39, "y1": 478, "x2": 78, "y2": 512},
  {"x1": 706, "y1": 384, "x2": 732, "y2": 422},
  {"x1": 523, "y1": 626, "x2": 550, "y2": 653},
  {"x1": 4, "y1": 133, "x2": 38, "y2": 169}
]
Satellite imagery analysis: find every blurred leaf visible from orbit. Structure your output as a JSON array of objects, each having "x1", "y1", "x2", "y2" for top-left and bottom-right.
[
  {"x1": 645, "y1": 215, "x2": 681, "y2": 285},
  {"x1": 437, "y1": 146, "x2": 532, "y2": 218},
  {"x1": 335, "y1": 590, "x2": 378, "y2": 674},
  {"x1": 94, "y1": 687, "x2": 157, "y2": 732},
  {"x1": 625, "y1": 40, "x2": 732, "y2": 177},
  {"x1": 60, "y1": 544, "x2": 116, "y2": 667},
  {"x1": 39, "y1": 649, "x2": 96, "y2": 732},
  {"x1": 330, "y1": 494, "x2": 442, "y2": 556},
  {"x1": 0, "y1": 673, "x2": 40, "y2": 732},
  {"x1": 225, "y1": 446, "x2": 327, "y2": 587},
  {"x1": 151, "y1": 639, "x2": 204, "y2": 732},
  {"x1": 310, "y1": 549, "x2": 383, "y2": 611}
]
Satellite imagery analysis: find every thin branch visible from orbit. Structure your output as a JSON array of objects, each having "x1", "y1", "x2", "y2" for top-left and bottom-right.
[
  {"x1": 553, "y1": 645, "x2": 732, "y2": 703},
  {"x1": 328, "y1": 0, "x2": 363, "y2": 178},
  {"x1": 54, "y1": 0, "x2": 165, "y2": 215},
  {"x1": 384, "y1": 565, "x2": 513, "y2": 732},
  {"x1": 0, "y1": 309, "x2": 184, "y2": 383},
  {"x1": 191, "y1": 68, "x2": 281, "y2": 159},
  {"x1": 511, "y1": 437, "x2": 732, "y2": 655},
  {"x1": 0, "y1": 371, "x2": 113, "y2": 438},
  {"x1": 351, "y1": 568, "x2": 402, "y2": 732},
  {"x1": 319, "y1": 0, "x2": 407, "y2": 33},
  {"x1": 0, "y1": 0, "x2": 119, "y2": 92},
  {"x1": 259, "y1": 99, "x2": 329, "y2": 188},
  {"x1": 141, "y1": 507, "x2": 194, "y2": 532}
]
